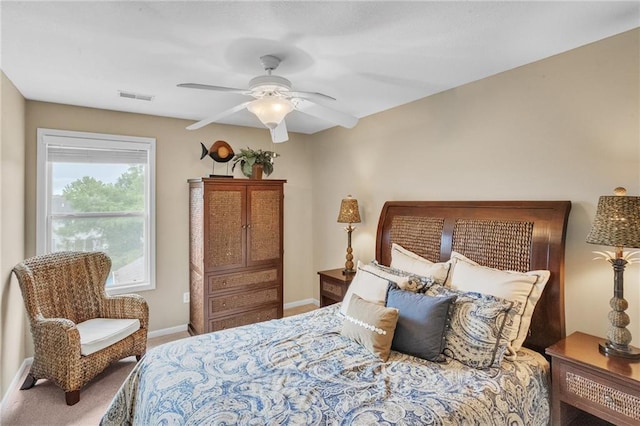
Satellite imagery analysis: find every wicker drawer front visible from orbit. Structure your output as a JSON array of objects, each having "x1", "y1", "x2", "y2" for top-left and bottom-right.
[
  {"x1": 321, "y1": 280, "x2": 344, "y2": 299},
  {"x1": 210, "y1": 287, "x2": 280, "y2": 315},
  {"x1": 208, "y1": 269, "x2": 278, "y2": 293},
  {"x1": 565, "y1": 371, "x2": 640, "y2": 421},
  {"x1": 210, "y1": 307, "x2": 279, "y2": 331}
]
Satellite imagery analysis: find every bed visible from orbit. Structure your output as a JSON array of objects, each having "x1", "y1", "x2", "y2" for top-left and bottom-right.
[{"x1": 101, "y1": 200, "x2": 571, "y2": 425}]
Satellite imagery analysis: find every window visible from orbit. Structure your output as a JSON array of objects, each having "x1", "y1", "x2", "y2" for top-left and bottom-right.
[{"x1": 37, "y1": 128, "x2": 156, "y2": 294}]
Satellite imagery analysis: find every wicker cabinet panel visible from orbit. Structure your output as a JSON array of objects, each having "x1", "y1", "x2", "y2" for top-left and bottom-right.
[
  {"x1": 248, "y1": 187, "x2": 281, "y2": 264},
  {"x1": 209, "y1": 287, "x2": 280, "y2": 315},
  {"x1": 209, "y1": 307, "x2": 279, "y2": 332},
  {"x1": 208, "y1": 269, "x2": 278, "y2": 293},
  {"x1": 189, "y1": 178, "x2": 285, "y2": 335},
  {"x1": 206, "y1": 189, "x2": 244, "y2": 270}
]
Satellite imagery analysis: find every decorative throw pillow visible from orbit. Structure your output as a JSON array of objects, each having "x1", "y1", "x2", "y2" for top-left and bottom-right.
[
  {"x1": 340, "y1": 260, "x2": 437, "y2": 315},
  {"x1": 445, "y1": 251, "x2": 550, "y2": 355},
  {"x1": 340, "y1": 261, "x2": 393, "y2": 316},
  {"x1": 386, "y1": 287, "x2": 456, "y2": 361},
  {"x1": 390, "y1": 243, "x2": 450, "y2": 284},
  {"x1": 370, "y1": 261, "x2": 435, "y2": 292},
  {"x1": 341, "y1": 294, "x2": 399, "y2": 361},
  {"x1": 425, "y1": 284, "x2": 520, "y2": 369}
]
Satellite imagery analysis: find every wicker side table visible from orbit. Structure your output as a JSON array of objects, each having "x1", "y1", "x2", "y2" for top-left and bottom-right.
[
  {"x1": 546, "y1": 332, "x2": 640, "y2": 425},
  {"x1": 318, "y1": 268, "x2": 354, "y2": 307}
]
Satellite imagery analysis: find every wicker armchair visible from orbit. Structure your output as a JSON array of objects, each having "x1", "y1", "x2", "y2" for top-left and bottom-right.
[{"x1": 13, "y1": 251, "x2": 148, "y2": 405}]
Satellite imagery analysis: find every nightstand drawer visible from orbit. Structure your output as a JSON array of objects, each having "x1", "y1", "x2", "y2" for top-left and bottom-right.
[
  {"x1": 556, "y1": 359, "x2": 640, "y2": 424},
  {"x1": 565, "y1": 369, "x2": 640, "y2": 421},
  {"x1": 321, "y1": 279, "x2": 346, "y2": 299}
]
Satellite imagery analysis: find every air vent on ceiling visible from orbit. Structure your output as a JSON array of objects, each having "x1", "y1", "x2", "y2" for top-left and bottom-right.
[{"x1": 118, "y1": 90, "x2": 154, "y2": 101}]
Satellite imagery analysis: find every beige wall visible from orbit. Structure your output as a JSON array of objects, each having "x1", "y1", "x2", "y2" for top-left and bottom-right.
[
  {"x1": 1, "y1": 71, "x2": 27, "y2": 395},
  {"x1": 311, "y1": 28, "x2": 640, "y2": 341},
  {"x1": 1, "y1": 28, "x2": 638, "y2": 398},
  {"x1": 23, "y1": 102, "x2": 315, "y2": 334}
]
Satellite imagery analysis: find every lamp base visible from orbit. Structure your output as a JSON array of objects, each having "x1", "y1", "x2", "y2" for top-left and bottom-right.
[
  {"x1": 342, "y1": 268, "x2": 356, "y2": 275},
  {"x1": 599, "y1": 340, "x2": 640, "y2": 360}
]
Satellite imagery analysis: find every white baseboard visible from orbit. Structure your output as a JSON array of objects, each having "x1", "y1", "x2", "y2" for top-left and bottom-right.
[
  {"x1": 284, "y1": 298, "x2": 319, "y2": 309},
  {"x1": 1, "y1": 357, "x2": 33, "y2": 409},
  {"x1": 147, "y1": 324, "x2": 188, "y2": 339}
]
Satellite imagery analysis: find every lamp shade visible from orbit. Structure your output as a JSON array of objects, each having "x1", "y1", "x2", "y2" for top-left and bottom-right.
[
  {"x1": 337, "y1": 195, "x2": 361, "y2": 224},
  {"x1": 247, "y1": 97, "x2": 293, "y2": 129},
  {"x1": 586, "y1": 189, "x2": 640, "y2": 249}
]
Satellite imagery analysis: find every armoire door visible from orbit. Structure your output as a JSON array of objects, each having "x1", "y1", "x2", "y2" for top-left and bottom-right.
[
  {"x1": 204, "y1": 183, "x2": 247, "y2": 272},
  {"x1": 246, "y1": 184, "x2": 283, "y2": 267}
]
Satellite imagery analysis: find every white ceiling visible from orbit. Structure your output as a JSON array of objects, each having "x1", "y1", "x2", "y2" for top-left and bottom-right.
[{"x1": 1, "y1": 1, "x2": 639, "y2": 135}]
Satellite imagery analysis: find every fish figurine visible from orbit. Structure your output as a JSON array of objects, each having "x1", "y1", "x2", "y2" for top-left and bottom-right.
[{"x1": 200, "y1": 140, "x2": 234, "y2": 163}]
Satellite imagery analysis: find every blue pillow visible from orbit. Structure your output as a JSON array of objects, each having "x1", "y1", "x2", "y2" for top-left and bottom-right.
[{"x1": 386, "y1": 287, "x2": 456, "y2": 361}]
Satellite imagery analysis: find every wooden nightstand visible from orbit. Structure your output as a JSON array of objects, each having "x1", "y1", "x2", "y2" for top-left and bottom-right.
[
  {"x1": 318, "y1": 268, "x2": 355, "y2": 307},
  {"x1": 546, "y1": 332, "x2": 640, "y2": 426}
]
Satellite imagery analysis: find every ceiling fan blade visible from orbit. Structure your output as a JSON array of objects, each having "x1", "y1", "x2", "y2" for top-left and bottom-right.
[
  {"x1": 294, "y1": 99, "x2": 358, "y2": 129},
  {"x1": 186, "y1": 101, "x2": 251, "y2": 130},
  {"x1": 287, "y1": 91, "x2": 336, "y2": 102},
  {"x1": 270, "y1": 121, "x2": 289, "y2": 143},
  {"x1": 178, "y1": 83, "x2": 250, "y2": 95}
]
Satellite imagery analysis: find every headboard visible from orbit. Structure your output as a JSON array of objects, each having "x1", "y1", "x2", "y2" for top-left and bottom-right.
[{"x1": 375, "y1": 200, "x2": 571, "y2": 355}]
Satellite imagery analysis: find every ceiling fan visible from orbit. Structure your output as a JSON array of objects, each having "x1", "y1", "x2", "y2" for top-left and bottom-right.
[{"x1": 178, "y1": 55, "x2": 358, "y2": 143}]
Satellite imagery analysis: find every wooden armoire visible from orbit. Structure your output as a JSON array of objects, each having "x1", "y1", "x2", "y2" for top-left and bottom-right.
[{"x1": 188, "y1": 178, "x2": 286, "y2": 335}]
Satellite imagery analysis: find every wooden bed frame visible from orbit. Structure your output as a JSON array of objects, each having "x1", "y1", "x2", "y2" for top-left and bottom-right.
[{"x1": 375, "y1": 200, "x2": 571, "y2": 355}]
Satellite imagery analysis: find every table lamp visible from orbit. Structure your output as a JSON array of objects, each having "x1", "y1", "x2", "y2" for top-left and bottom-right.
[
  {"x1": 586, "y1": 187, "x2": 640, "y2": 359},
  {"x1": 337, "y1": 195, "x2": 361, "y2": 274}
]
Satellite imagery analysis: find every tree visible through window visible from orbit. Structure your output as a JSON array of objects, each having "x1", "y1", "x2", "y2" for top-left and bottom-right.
[
  {"x1": 56, "y1": 165, "x2": 145, "y2": 277},
  {"x1": 37, "y1": 129, "x2": 156, "y2": 294}
]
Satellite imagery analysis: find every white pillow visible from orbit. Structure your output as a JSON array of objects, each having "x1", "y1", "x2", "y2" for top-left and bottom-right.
[
  {"x1": 390, "y1": 243, "x2": 449, "y2": 283},
  {"x1": 446, "y1": 251, "x2": 550, "y2": 355},
  {"x1": 339, "y1": 261, "x2": 392, "y2": 316}
]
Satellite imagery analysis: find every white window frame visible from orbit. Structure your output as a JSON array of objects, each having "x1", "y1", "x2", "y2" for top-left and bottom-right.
[{"x1": 36, "y1": 128, "x2": 156, "y2": 294}]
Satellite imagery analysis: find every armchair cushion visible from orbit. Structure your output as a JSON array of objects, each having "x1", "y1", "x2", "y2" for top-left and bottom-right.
[{"x1": 76, "y1": 318, "x2": 141, "y2": 356}]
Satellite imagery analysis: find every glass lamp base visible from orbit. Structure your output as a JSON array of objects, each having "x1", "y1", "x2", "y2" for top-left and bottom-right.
[{"x1": 599, "y1": 340, "x2": 640, "y2": 360}]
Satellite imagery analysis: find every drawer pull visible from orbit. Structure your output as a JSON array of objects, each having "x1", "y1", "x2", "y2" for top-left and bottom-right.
[{"x1": 604, "y1": 394, "x2": 614, "y2": 405}]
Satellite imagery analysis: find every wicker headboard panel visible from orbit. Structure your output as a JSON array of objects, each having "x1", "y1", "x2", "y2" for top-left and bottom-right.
[{"x1": 375, "y1": 201, "x2": 571, "y2": 355}]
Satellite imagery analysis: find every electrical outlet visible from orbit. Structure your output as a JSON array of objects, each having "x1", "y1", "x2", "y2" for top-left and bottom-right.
[{"x1": 183, "y1": 292, "x2": 189, "y2": 304}]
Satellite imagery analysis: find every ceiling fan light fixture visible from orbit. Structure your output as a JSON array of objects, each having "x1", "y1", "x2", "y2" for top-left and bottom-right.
[{"x1": 247, "y1": 97, "x2": 293, "y2": 129}]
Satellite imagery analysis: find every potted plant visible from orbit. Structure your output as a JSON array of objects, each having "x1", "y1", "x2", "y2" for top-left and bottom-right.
[{"x1": 231, "y1": 147, "x2": 279, "y2": 179}]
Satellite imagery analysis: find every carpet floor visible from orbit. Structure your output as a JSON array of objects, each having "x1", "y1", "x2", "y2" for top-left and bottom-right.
[{"x1": 1, "y1": 304, "x2": 316, "y2": 426}]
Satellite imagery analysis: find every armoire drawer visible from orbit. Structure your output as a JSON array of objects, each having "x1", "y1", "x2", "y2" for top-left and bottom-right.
[
  {"x1": 209, "y1": 286, "x2": 281, "y2": 316},
  {"x1": 207, "y1": 268, "x2": 278, "y2": 293},
  {"x1": 209, "y1": 306, "x2": 280, "y2": 331}
]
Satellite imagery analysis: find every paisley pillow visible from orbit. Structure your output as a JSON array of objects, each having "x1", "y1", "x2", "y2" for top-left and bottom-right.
[{"x1": 425, "y1": 284, "x2": 520, "y2": 368}]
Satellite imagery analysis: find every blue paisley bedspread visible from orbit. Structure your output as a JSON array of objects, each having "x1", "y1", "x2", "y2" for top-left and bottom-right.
[{"x1": 101, "y1": 305, "x2": 550, "y2": 425}]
